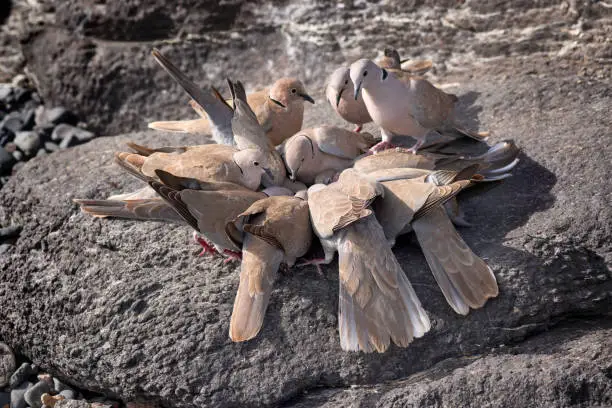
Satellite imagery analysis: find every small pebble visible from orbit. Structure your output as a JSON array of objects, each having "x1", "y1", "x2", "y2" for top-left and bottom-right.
[
  {"x1": 10, "y1": 381, "x2": 32, "y2": 408},
  {"x1": 14, "y1": 131, "x2": 41, "y2": 156},
  {"x1": 0, "y1": 342, "x2": 16, "y2": 388},
  {"x1": 9, "y1": 362, "x2": 37, "y2": 388},
  {"x1": 58, "y1": 390, "x2": 76, "y2": 400},
  {"x1": 4, "y1": 142, "x2": 17, "y2": 153},
  {"x1": 24, "y1": 380, "x2": 51, "y2": 408},
  {"x1": 0, "y1": 84, "x2": 12, "y2": 103},
  {"x1": 2, "y1": 112, "x2": 24, "y2": 134},
  {"x1": 11, "y1": 74, "x2": 29, "y2": 88},
  {"x1": 39, "y1": 107, "x2": 77, "y2": 126},
  {"x1": 12, "y1": 150, "x2": 24, "y2": 162},
  {"x1": 53, "y1": 378, "x2": 69, "y2": 393},
  {"x1": 36, "y1": 148, "x2": 48, "y2": 157},
  {"x1": 53, "y1": 124, "x2": 94, "y2": 144},
  {"x1": 21, "y1": 109, "x2": 36, "y2": 130},
  {"x1": 44, "y1": 142, "x2": 60, "y2": 152},
  {"x1": 41, "y1": 393, "x2": 65, "y2": 408},
  {"x1": 0, "y1": 146, "x2": 15, "y2": 174}
]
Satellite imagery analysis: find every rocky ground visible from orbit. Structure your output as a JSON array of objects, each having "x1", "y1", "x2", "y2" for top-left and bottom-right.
[{"x1": 0, "y1": 0, "x2": 611, "y2": 407}]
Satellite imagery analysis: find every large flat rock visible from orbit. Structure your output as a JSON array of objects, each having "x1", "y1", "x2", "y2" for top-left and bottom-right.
[{"x1": 1, "y1": 68, "x2": 610, "y2": 406}]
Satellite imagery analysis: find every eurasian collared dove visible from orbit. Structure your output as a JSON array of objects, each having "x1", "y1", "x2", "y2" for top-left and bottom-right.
[
  {"x1": 115, "y1": 143, "x2": 271, "y2": 191},
  {"x1": 326, "y1": 49, "x2": 432, "y2": 133},
  {"x1": 278, "y1": 126, "x2": 377, "y2": 185},
  {"x1": 149, "y1": 49, "x2": 314, "y2": 147},
  {"x1": 225, "y1": 195, "x2": 312, "y2": 342},
  {"x1": 304, "y1": 169, "x2": 431, "y2": 352},
  {"x1": 350, "y1": 59, "x2": 488, "y2": 153},
  {"x1": 375, "y1": 47, "x2": 433, "y2": 76},
  {"x1": 368, "y1": 169, "x2": 499, "y2": 315},
  {"x1": 353, "y1": 140, "x2": 520, "y2": 181},
  {"x1": 326, "y1": 67, "x2": 373, "y2": 133}
]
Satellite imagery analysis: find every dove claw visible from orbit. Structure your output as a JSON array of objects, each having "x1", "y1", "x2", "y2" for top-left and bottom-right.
[
  {"x1": 222, "y1": 249, "x2": 242, "y2": 263},
  {"x1": 369, "y1": 141, "x2": 398, "y2": 153},
  {"x1": 354, "y1": 125, "x2": 362, "y2": 133},
  {"x1": 193, "y1": 232, "x2": 219, "y2": 256},
  {"x1": 298, "y1": 258, "x2": 327, "y2": 277}
]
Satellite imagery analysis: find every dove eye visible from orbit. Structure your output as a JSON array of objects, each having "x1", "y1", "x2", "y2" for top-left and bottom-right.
[
  {"x1": 363, "y1": 71, "x2": 368, "y2": 77},
  {"x1": 291, "y1": 88, "x2": 297, "y2": 94},
  {"x1": 344, "y1": 80, "x2": 348, "y2": 85},
  {"x1": 253, "y1": 161, "x2": 260, "y2": 166}
]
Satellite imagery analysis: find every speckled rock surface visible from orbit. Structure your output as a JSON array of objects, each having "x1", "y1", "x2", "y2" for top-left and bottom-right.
[
  {"x1": 0, "y1": 0, "x2": 611, "y2": 406},
  {"x1": 11, "y1": 0, "x2": 612, "y2": 135},
  {"x1": 1, "y1": 68, "x2": 611, "y2": 406}
]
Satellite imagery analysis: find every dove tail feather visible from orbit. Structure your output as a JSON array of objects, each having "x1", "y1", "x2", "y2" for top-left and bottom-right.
[
  {"x1": 74, "y1": 198, "x2": 184, "y2": 223},
  {"x1": 230, "y1": 234, "x2": 283, "y2": 342},
  {"x1": 337, "y1": 216, "x2": 430, "y2": 353},
  {"x1": 451, "y1": 126, "x2": 489, "y2": 142},
  {"x1": 148, "y1": 118, "x2": 211, "y2": 134},
  {"x1": 412, "y1": 206, "x2": 498, "y2": 315},
  {"x1": 114, "y1": 152, "x2": 150, "y2": 182}
]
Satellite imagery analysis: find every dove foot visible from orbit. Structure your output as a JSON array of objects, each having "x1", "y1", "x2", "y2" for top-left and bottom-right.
[
  {"x1": 405, "y1": 139, "x2": 426, "y2": 154},
  {"x1": 222, "y1": 249, "x2": 242, "y2": 263},
  {"x1": 297, "y1": 258, "x2": 329, "y2": 276},
  {"x1": 369, "y1": 141, "x2": 398, "y2": 153},
  {"x1": 193, "y1": 232, "x2": 219, "y2": 256},
  {"x1": 354, "y1": 125, "x2": 362, "y2": 133}
]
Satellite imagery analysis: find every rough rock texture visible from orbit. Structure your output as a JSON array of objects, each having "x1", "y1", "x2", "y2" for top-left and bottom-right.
[
  {"x1": 1, "y1": 0, "x2": 611, "y2": 407},
  {"x1": 11, "y1": 0, "x2": 612, "y2": 135},
  {"x1": 1, "y1": 68, "x2": 611, "y2": 406}
]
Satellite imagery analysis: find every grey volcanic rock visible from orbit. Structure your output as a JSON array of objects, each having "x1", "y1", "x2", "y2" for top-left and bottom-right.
[
  {"x1": 0, "y1": 68, "x2": 611, "y2": 407},
  {"x1": 17, "y1": 1, "x2": 611, "y2": 135}
]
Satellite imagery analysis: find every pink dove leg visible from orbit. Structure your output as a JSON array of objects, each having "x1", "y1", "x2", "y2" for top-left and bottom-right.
[
  {"x1": 222, "y1": 249, "x2": 242, "y2": 263},
  {"x1": 354, "y1": 124, "x2": 362, "y2": 133},
  {"x1": 193, "y1": 232, "x2": 218, "y2": 257},
  {"x1": 369, "y1": 140, "x2": 399, "y2": 153}
]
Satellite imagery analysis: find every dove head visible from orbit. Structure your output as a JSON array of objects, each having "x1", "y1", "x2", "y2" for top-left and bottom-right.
[
  {"x1": 232, "y1": 148, "x2": 271, "y2": 190},
  {"x1": 350, "y1": 59, "x2": 382, "y2": 100},
  {"x1": 378, "y1": 47, "x2": 401, "y2": 69},
  {"x1": 269, "y1": 78, "x2": 315, "y2": 108},
  {"x1": 326, "y1": 67, "x2": 352, "y2": 107},
  {"x1": 282, "y1": 134, "x2": 316, "y2": 181}
]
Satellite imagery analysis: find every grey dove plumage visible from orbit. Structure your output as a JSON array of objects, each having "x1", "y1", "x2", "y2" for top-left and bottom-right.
[
  {"x1": 279, "y1": 126, "x2": 377, "y2": 185},
  {"x1": 350, "y1": 59, "x2": 488, "y2": 153},
  {"x1": 149, "y1": 49, "x2": 314, "y2": 147}
]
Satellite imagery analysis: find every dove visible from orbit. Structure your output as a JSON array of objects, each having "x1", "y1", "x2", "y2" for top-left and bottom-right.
[
  {"x1": 350, "y1": 59, "x2": 488, "y2": 153},
  {"x1": 353, "y1": 140, "x2": 520, "y2": 180},
  {"x1": 225, "y1": 195, "x2": 312, "y2": 342},
  {"x1": 368, "y1": 169, "x2": 499, "y2": 315},
  {"x1": 326, "y1": 50, "x2": 432, "y2": 133},
  {"x1": 115, "y1": 143, "x2": 271, "y2": 191},
  {"x1": 278, "y1": 126, "x2": 377, "y2": 185},
  {"x1": 304, "y1": 169, "x2": 431, "y2": 352},
  {"x1": 149, "y1": 49, "x2": 314, "y2": 147},
  {"x1": 326, "y1": 67, "x2": 372, "y2": 133},
  {"x1": 375, "y1": 47, "x2": 433, "y2": 76}
]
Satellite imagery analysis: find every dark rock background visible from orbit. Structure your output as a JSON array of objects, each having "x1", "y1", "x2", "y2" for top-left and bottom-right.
[{"x1": 1, "y1": 0, "x2": 611, "y2": 407}]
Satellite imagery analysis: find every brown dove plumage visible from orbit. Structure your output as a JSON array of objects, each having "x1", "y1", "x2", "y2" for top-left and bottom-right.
[
  {"x1": 227, "y1": 195, "x2": 312, "y2": 342},
  {"x1": 149, "y1": 49, "x2": 314, "y2": 147},
  {"x1": 305, "y1": 169, "x2": 431, "y2": 353},
  {"x1": 370, "y1": 170, "x2": 499, "y2": 315}
]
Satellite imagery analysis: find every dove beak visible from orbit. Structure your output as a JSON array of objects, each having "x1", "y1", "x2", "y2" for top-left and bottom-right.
[
  {"x1": 289, "y1": 172, "x2": 296, "y2": 181},
  {"x1": 336, "y1": 88, "x2": 343, "y2": 107},
  {"x1": 299, "y1": 93, "x2": 315, "y2": 104},
  {"x1": 353, "y1": 81, "x2": 362, "y2": 100}
]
